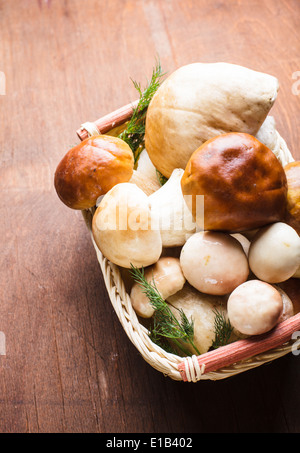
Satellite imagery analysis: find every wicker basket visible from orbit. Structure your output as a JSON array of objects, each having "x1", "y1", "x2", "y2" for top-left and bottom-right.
[{"x1": 77, "y1": 103, "x2": 300, "y2": 382}]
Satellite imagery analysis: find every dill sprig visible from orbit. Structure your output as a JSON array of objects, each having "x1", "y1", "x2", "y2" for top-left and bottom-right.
[
  {"x1": 119, "y1": 59, "x2": 166, "y2": 163},
  {"x1": 212, "y1": 309, "x2": 233, "y2": 349},
  {"x1": 129, "y1": 264, "x2": 200, "y2": 357}
]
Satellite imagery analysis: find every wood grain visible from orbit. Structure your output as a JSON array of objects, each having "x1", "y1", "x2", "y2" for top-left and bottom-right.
[{"x1": 0, "y1": 0, "x2": 300, "y2": 433}]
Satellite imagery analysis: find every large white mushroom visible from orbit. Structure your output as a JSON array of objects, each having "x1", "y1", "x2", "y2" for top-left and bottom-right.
[
  {"x1": 92, "y1": 183, "x2": 162, "y2": 268},
  {"x1": 145, "y1": 62, "x2": 278, "y2": 177},
  {"x1": 180, "y1": 231, "x2": 249, "y2": 295},
  {"x1": 248, "y1": 222, "x2": 300, "y2": 283}
]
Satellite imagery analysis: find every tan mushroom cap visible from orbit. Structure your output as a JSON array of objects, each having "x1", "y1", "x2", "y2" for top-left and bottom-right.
[
  {"x1": 227, "y1": 280, "x2": 283, "y2": 335},
  {"x1": 130, "y1": 257, "x2": 186, "y2": 318},
  {"x1": 249, "y1": 222, "x2": 300, "y2": 283},
  {"x1": 145, "y1": 62, "x2": 278, "y2": 178},
  {"x1": 92, "y1": 183, "x2": 162, "y2": 269},
  {"x1": 180, "y1": 231, "x2": 249, "y2": 295}
]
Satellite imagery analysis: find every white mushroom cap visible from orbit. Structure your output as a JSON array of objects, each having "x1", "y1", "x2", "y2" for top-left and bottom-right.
[
  {"x1": 130, "y1": 257, "x2": 186, "y2": 318},
  {"x1": 92, "y1": 183, "x2": 162, "y2": 268},
  {"x1": 227, "y1": 280, "x2": 283, "y2": 335},
  {"x1": 249, "y1": 222, "x2": 300, "y2": 283},
  {"x1": 180, "y1": 231, "x2": 249, "y2": 295}
]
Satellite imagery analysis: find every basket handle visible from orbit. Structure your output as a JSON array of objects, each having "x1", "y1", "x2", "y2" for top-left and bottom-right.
[
  {"x1": 178, "y1": 312, "x2": 300, "y2": 382},
  {"x1": 76, "y1": 99, "x2": 139, "y2": 141}
]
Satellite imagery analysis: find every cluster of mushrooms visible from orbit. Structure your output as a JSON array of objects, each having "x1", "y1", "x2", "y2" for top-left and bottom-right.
[{"x1": 55, "y1": 62, "x2": 300, "y2": 355}]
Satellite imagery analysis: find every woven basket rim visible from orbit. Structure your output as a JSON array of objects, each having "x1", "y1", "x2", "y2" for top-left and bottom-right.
[{"x1": 78, "y1": 104, "x2": 299, "y2": 382}]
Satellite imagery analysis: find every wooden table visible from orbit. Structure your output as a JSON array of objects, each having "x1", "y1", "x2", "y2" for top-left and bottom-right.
[{"x1": 1, "y1": 0, "x2": 300, "y2": 433}]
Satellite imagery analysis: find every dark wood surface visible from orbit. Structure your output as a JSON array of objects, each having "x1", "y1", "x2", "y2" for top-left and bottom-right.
[{"x1": 1, "y1": 0, "x2": 300, "y2": 433}]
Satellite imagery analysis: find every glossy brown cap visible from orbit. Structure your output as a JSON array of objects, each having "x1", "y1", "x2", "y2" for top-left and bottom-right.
[
  {"x1": 54, "y1": 135, "x2": 134, "y2": 209},
  {"x1": 284, "y1": 161, "x2": 300, "y2": 235},
  {"x1": 181, "y1": 132, "x2": 288, "y2": 232}
]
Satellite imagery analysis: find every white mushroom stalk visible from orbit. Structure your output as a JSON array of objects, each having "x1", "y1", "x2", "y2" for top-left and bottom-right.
[
  {"x1": 148, "y1": 168, "x2": 197, "y2": 247},
  {"x1": 136, "y1": 148, "x2": 159, "y2": 183}
]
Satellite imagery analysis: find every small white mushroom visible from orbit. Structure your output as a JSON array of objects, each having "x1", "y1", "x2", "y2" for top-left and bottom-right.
[
  {"x1": 180, "y1": 231, "x2": 249, "y2": 295},
  {"x1": 227, "y1": 280, "x2": 283, "y2": 335},
  {"x1": 92, "y1": 183, "x2": 162, "y2": 268},
  {"x1": 130, "y1": 257, "x2": 186, "y2": 318},
  {"x1": 149, "y1": 168, "x2": 197, "y2": 247},
  {"x1": 248, "y1": 222, "x2": 300, "y2": 283}
]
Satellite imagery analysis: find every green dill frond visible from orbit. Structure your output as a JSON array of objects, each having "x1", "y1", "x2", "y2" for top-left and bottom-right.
[
  {"x1": 212, "y1": 309, "x2": 233, "y2": 349},
  {"x1": 156, "y1": 170, "x2": 168, "y2": 186},
  {"x1": 118, "y1": 58, "x2": 166, "y2": 162},
  {"x1": 129, "y1": 264, "x2": 200, "y2": 357}
]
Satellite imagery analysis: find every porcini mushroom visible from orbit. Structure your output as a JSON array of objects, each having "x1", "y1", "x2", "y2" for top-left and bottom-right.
[
  {"x1": 181, "y1": 133, "x2": 288, "y2": 232},
  {"x1": 92, "y1": 183, "x2": 162, "y2": 268},
  {"x1": 145, "y1": 62, "x2": 278, "y2": 177},
  {"x1": 149, "y1": 168, "x2": 197, "y2": 247},
  {"x1": 227, "y1": 280, "x2": 283, "y2": 335},
  {"x1": 130, "y1": 257, "x2": 186, "y2": 318},
  {"x1": 180, "y1": 231, "x2": 249, "y2": 295},
  {"x1": 293, "y1": 266, "x2": 300, "y2": 278},
  {"x1": 284, "y1": 160, "x2": 300, "y2": 235},
  {"x1": 136, "y1": 148, "x2": 159, "y2": 183},
  {"x1": 167, "y1": 284, "x2": 228, "y2": 354},
  {"x1": 54, "y1": 135, "x2": 134, "y2": 209},
  {"x1": 274, "y1": 285, "x2": 294, "y2": 323},
  {"x1": 248, "y1": 222, "x2": 300, "y2": 283},
  {"x1": 256, "y1": 116, "x2": 294, "y2": 167}
]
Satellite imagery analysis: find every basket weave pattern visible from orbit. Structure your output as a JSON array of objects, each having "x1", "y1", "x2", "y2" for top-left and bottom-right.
[{"x1": 79, "y1": 112, "x2": 299, "y2": 382}]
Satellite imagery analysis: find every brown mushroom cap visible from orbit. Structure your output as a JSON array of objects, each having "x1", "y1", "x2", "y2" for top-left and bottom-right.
[
  {"x1": 181, "y1": 132, "x2": 288, "y2": 232},
  {"x1": 54, "y1": 135, "x2": 134, "y2": 209},
  {"x1": 227, "y1": 280, "x2": 283, "y2": 335},
  {"x1": 180, "y1": 231, "x2": 249, "y2": 295},
  {"x1": 284, "y1": 160, "x2": 300, "y2": 235}
]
